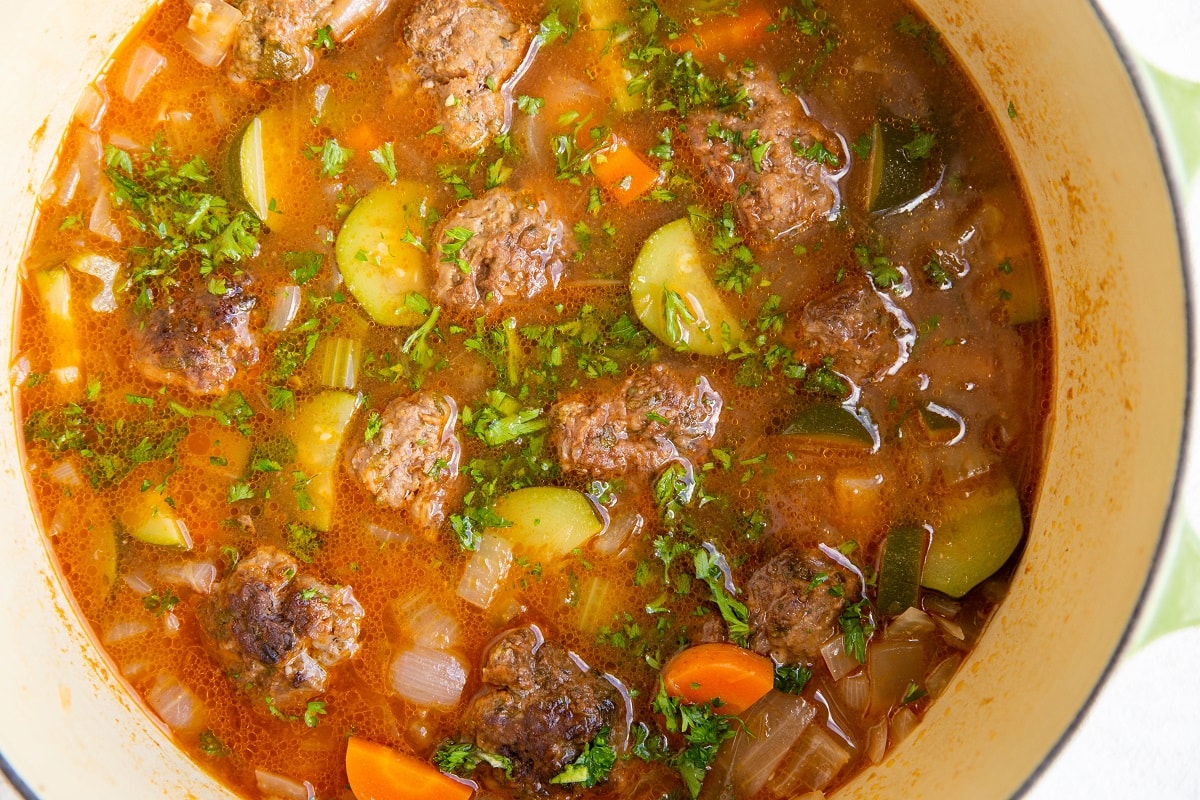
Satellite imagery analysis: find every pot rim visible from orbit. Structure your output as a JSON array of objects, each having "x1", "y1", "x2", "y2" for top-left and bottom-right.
[
  {"x1": 1008, "y1": 0, "x2": 1196, "y2": 796},
  {"x1": 0, "y1": 0, "x2": 1194, "y2": 797}
]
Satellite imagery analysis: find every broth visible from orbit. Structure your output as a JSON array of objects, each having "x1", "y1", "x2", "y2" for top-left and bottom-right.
[{"x1": 15, "y1": 0, "x2": 1051, "y2": 797}]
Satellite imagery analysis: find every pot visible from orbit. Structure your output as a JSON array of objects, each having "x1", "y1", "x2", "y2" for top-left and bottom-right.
[{"x1": 0, "y1": 0, "x2": 1189, "y2": 797}]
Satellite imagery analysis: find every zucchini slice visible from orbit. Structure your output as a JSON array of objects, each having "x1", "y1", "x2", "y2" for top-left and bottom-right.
[
  {"x1": 629, "y1": 217, "x2": 743, "y2": 356},
  {"x1": 488, "y1": 486, "x2": 603, "y2": 560},
  {"x1": 920, "y1": 473, "x2": 1024, "y2": 598},
  {"x1": 283, "y1": 390, "x2": 361, "y2": 531},
  {"x1": 335, "y1": 182, "x2": 437, "y2": 327}
]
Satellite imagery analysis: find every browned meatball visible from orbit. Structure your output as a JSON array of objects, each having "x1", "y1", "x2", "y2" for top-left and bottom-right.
[
  {"x1": 746, "y1": 549, "x2": 859, "y2": 664},
  {"x1": 688, "y1": 69, "x2": 842, "y2": 241},
  {"x1": 551, "y1": 364, "x2": 723, "y2": 477},
  {"x1": 196, "y1": 546, "x2": 363, "y2": 708},
  {"x1": 226, "y1": 0, "x2": 386, "y2": 82},
  {"x1": 227, "y1": 0, "x2": 323, "y2": 82},
  {"x1": 346, "y1": 392, "x2": 461, "y2": 528},
  {"x1": 462, "y1": 626, "x2": 622, "y2": 794},
  {"x1": 788, "y1": 273, "x2": 905, "y2": 385},
  {"x1": 402, "y1": 0, "x2": 532, "y2": 151},
  {"x1": 432, "y1": 188, "x2": 571, "y2": 316},
  {"x1": 130, "y1": 284, "x2": 258, "y2": 396}
]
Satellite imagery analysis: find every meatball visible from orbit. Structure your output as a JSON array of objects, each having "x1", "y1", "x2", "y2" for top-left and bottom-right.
[
  {"x1": 196, "y1": 546, "x2": 363, "y2": 707},
  {"x1": 688, "y1": 69, "x2": 842, "y2": 240},
  {"x1": 551, "y1": 364, "x2": 723, "y2": 477},
  {"x1": 346, "y1": 392, "x2": 461, "y2": 528},
  {"x1": 227, "y1": 0, "x2": 323, "y2": 82},
  {"x1": 788, "y1": 274, "x2": 905, "y2": 385},
  {"x1": 130, "y1": 284, "x2": 258, "y2": 396},
  {"x1": 225, "y1": 0, "x2": 387, "y2": 82},
  {"x1": 432, "y1": 188, "x2": 571, "y2": 316},
  {"x1": 402, "y1": 0, "x2": 532, "y2": 151},
  {"x1": 746, "y1": 549, "x2": 859, "y2": 664},
  {"x1": 462, "y1": 626, "x2": 622, "y2": 793}
]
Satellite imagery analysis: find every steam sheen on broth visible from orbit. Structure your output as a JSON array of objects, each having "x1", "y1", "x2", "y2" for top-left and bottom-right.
[{"x1": 16, "y1": 0, "x2": 1051, "y2": 797}]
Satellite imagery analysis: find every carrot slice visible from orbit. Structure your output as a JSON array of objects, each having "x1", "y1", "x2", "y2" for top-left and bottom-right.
[
  {"x1": 345, "y1": 737, "x2": 474, "y2": 800},
  {"x1": 669, "y1": 5, "x2": 774, "y2": 58},
  {"x1": 661, "y1": 642, "x2": 775, "y2": 715},
  {"x1": 590, "y1": 137, "x2": 660, "y2": 204}
]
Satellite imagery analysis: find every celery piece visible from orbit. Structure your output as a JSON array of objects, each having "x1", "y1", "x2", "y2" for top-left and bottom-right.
[
  {"x1": 489, "y1": 487, "x2": 603, "y2": 560},
  {"x1": 319, "y1": 336, "x2": 362, "y2": 390},
  {"x1": 120, "y1": 487, "x2": 193, "y2": 549},
  {"x1": 282, "y1": 390, "x2": 361, "y2": 531},
  {"x1": 629, "y1": 218, "x2": 743, "y2": 356},
  {"x1": 876, "y1": 524, "x2": 926, "y2": 616},
  {"x1": 33, "y1": 267, "x2": 83, "y2": 391},
  {"x1": 335, "y1": 182, "x2": 437, "y2": 327},
  {"x1": 920, "y1": 474, "x2": 1024, "y2": 598}
]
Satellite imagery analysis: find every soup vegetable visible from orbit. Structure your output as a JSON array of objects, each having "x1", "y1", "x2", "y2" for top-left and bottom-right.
[{"x1": 16, "y1": 0, "x2": 1050, "y2": 796}]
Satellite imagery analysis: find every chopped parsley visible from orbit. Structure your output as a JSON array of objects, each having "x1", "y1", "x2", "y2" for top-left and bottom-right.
[
  {"x1": 369, "y1": 142, "x2": 398, "y2": 183},
  {"x1": 839, "y1": 597, "x2": 874, "y2": 664},
  {"x1": 549, "y1": 729, "x2": 617, "y2": 788},
  {"x1": 774, "y1": 663, "x2": 814, "y2": 694},
  {"x1": 103, "y1": 139, "x2": 259, "y2": 304},
  {"x1": 432, "y1": 740, "x2": 514, "y2": 779},
  {"x1": 306, "y1": 138, "x2": 354, "y2": 179}
]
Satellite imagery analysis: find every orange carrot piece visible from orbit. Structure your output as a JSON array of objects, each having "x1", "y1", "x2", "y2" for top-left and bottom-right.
[
  {"x1": 591, "y1": 137, "x2": 660, "y2": 204},
  {"x1": 669, "y1": 4, "x2": 774, "y2": 57},
  {"x1": 345, "y1": 123, "x2": 378, "y2": 153},
  {"x1": 661, "y1": 642, "x2": 775, "y2": 715},
  {"x1": 346, "y1": 737, "x2": 474, "y2": 800}
]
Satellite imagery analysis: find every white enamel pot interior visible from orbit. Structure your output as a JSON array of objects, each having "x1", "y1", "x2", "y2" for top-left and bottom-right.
[{"x1": 0, "y1": 0, "x2": 1189, "y2": 797}]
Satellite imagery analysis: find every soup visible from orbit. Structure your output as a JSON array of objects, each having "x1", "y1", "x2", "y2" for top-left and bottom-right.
[{"x1": 15, "y1": 0, "x2": 1051, "y2": 796}]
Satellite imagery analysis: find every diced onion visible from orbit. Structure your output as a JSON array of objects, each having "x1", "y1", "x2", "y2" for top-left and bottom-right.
[
  {"x1": 456, "y1": 534, "x2": 513, "y2": 610},
  {"x1": 889, "y1": 706, "x2": 919, "y2": 745},
  {"x1": 122, "y1": 44, "x2": 167, "y2": 103},
  {"x1": 89, "y1": 192, "x2": 121, "y2": 243},
  {"x1": 820, "y1": 635, "x2": 859, "y2": 682},
  {"x1": 395, "y1": 593, "x2": 460, "y2": 650},
  {"x1": 46, "y1": 459, "x2": 84, "y2": 489},
  {"x1": 732, "y1": 691, "x2": 818, "y2": 798},
  {"x1": 838, "y1": 672, "x2": 870, "y2": 713},
  {"x1": 592, "y1": 508, "x2": 642, "y2": 556},
  {"x1": 921, "y1": 592, "x2": 961, "y2": 619},
  {"x1": 932, "y1": 614, "x2": 966, "y2": 642},
  {"x1": 73, "y1": 82, "x2": 109, "y2": 132},
  {"x1": 389, "y1": 646, "x2": 468, "y2": 710},
  {"x1": 925, "y1": 654, "x2": 964, "y2": 699},
  {"x1": 146, "y1": 673, "x2": 204, "y2": 733},
  {"x1": 885, "y1": 607, "x2": 936, "y2": 641},
  {"x1": 103, "y1": 619, "x2": 151, "y2": 645},
  {"x1": 75, "y1": 130, "x2": 104, "y2": 200},
  {"x1": 163, "y1": 611, "x2": 182, "y2": 636},
  {"x1": 319, "y1": 0, "x2": 392, "y2": 41},
  {"x1": 865, "y1": 718, "x2": 888, "y2": 765},
  {"x1": 9, "y1": 355, "x2": 30, "y2": 387},
  {"x1": 867, "y1": 639, "x2": 926, "y2": 716},
  {"x1": 68, "y1": 253, "x2": 122, "y2": 313},
  {"x1": 366, "y1": 522, "x2": 411, "y2": 546},
  {"x1": 771, "y1": 724, "x2": 852, "y2": 794},
  {"x1": 254, "y1": 769, "x2": 316, "y2": 800},
  {"x1": 265, "y1": 284, "x2": 302, "y2": 332},
  {"x1": 176, "y1": 0, "x2": 243, "y2": 69},
  {"x1": 122, "y1": 572, "x2": 154, "y2": 596},
  {"x1": 159, "y1": 560, "x2": 218, "y2": 594}
]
